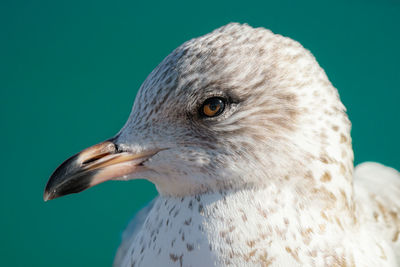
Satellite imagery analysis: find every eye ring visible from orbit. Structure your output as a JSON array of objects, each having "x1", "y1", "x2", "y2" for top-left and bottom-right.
[{"x1": 200, "y1": 97, "x2": 226, "y2": 118}]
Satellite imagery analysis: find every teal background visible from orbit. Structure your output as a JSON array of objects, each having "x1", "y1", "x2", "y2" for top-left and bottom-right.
[{"x1": 1, "y1": 0, "x2": 399, "y2": 266}]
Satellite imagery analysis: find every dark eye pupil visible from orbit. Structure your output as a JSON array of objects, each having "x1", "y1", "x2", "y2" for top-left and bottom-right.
[{"x1": 209, "y1": 102, "x2": 219, "y2": 111}]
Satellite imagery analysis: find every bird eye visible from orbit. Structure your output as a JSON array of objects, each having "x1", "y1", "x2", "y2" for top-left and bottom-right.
[{"x1": 200, "y1": 97, "x2": 225, "y2": 117}]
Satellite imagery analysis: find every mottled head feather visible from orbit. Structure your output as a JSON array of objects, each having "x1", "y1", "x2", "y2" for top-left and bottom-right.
[{"x1": 118, "y1": 23, "x2": 353, "y2": 198}]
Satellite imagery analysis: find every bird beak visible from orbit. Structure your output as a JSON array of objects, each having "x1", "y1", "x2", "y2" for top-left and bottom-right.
[{"x1": 44, "y1": 139, "x2": 157, "y2": 201}]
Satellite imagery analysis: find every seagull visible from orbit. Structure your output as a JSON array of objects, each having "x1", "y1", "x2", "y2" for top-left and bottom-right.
[{"x1": 44, "y1": 23, "x2": 400, "y2": 266}]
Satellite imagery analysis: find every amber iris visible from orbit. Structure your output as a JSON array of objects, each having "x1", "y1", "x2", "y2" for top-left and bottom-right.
[{"x1": 201, "y1": 97, "x2": 225, "y2": 117}]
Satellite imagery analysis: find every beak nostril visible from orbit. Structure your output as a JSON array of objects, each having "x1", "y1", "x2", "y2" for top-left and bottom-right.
[
  {"x1": 114, "y1": 143, "x2": 122, "y2": 153},
  {"x1": 82, "y1": 153, "x2": 111, "y2": 165}
]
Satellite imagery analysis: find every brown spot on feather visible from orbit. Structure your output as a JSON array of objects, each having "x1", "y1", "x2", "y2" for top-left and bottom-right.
[
  {"x1": 285, "y1": 247, "x2": 301, "y2": 263},
  {"x1": 340, "y1": 133, "x2": 347, "y2": 144},
  {"x1": 320, "y1": 171, "x2": 332, "y2": 182}
]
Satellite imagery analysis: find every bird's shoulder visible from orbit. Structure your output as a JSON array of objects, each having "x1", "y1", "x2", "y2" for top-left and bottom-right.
[
  {"x1": 353, "y1": 162, "x2": 400, "y2": 262},
  {"x1": 354, "y1": 162, "x2": 400, "y2": 196}
]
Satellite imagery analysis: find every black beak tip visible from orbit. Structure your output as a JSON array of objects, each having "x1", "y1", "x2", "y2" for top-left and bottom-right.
[
  {"x1": 43, "y1": 153, "x2": 93, "y2": 202},
  {"x1": 43, "y1": 190, "x2": 54, "y2": 202},
  {"x1": 43, "y1": 138, "x2": 120, "y2": 202},
  {"x1": 43, "y1": 179, "x2": 60, "y2": 201}
]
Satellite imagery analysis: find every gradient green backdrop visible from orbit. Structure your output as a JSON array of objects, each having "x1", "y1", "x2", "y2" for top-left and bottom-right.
[{"x1": 1, "y1": 0, "x2": 399, "y2": 266}]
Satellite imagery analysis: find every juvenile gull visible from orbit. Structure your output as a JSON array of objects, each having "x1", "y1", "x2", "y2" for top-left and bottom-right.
[{"x1": 44, "y1": 23, "x2": 400, "y2": 266}]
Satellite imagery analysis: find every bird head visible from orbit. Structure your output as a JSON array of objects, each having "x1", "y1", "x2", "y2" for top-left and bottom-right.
[{"x1": 44, "y1": 23, "x2": 353, "y2": 200}]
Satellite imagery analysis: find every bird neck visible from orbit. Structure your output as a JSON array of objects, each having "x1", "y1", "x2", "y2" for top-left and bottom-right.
[{"x1": 141, "y1": 187, "x2": 357, "y2": 265}]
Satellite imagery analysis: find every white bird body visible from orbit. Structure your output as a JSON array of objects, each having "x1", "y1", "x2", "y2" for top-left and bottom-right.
[
  {"x1": 44, "y1": 23, "x2": 400, "y2": 267},
  {"x1": 115, "y1": 164, "x2": 399, "y2": 266}
]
